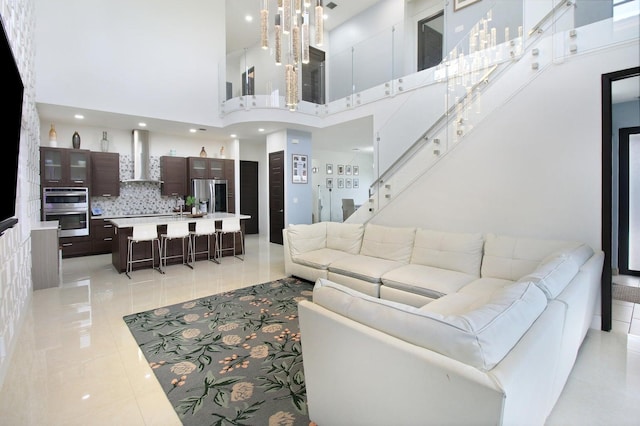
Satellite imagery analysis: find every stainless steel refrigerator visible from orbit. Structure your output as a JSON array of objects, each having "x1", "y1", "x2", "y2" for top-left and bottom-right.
[{"x1": 191, "y1": 179, "x2": 228, "y2": 213}]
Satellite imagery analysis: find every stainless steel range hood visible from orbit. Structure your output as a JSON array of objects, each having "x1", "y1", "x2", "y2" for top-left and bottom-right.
[{"x1": 121, "y1": 129, "x2": 163, "y2": 183}]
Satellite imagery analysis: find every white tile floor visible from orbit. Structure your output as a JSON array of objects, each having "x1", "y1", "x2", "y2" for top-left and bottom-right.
[{"x1": 0, "y1": 234, "x2": 638, "y2": 425}]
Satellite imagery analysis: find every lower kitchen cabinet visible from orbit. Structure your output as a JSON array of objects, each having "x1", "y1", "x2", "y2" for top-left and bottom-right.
[
  {"x1": 59, "y1": 235, "x2": 92, "y2": 258},
  {"x1": 91, "y1": 218, "x2": 115, "y2": 254}
]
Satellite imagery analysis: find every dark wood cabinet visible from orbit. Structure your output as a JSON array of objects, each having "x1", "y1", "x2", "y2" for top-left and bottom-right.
[
  {"x1": 59, "y1": 235, "x2": 92, "y2": 258},
  {"x1": 90, "y1": 218, "x2": 115, "y2": 254},
  {"x1": 40, "y1": 147, "x2": 91, "y2": 187},
  {"x1": 161, "y1": 156, "x2": 188, "y2": 196},
  {"x1": 225, "y1": 159, "x2": 235, "y2": 213},
  {"x1": 188, "y1": 157, "x2": 226, "y2": 181},
  {"x1": 90, "y1": 152, "x2": 120, "y2": 197}
]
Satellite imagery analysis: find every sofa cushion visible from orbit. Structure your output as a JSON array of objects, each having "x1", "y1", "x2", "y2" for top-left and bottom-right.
[
  {"x1": 456, "y1": 277, "x2": 516, "y2": 305},
  {"x1": 360, "y1": 224, "x2": 416, "y2": 262},
  {"x1": 287, "y1": 222, "x2": 327, "y2": 257},
  {"x1": 520, "y1": 255, "x2": 576, "y2": 300},
  {"x1": 326, "y1": 222, "x2": 364, "y2": 254},
  {"x1": 381, "y1": 264, "x2": 477, "y2": 299},
  {"x1": 313, "y1": 278, "x2": 548, "y2": 371},
  {"x1": 410, "y1": 229, "x2": 484, "y2": 276},
  {"x1": 328, "y1": 255, "x2": 405, "y2": 283},
  {"x1": 481, "y1": 234, "x2": 581, "y2": 281},
  {"x1": 292, "y1": 248, "x2": 356, "y2": 270}
]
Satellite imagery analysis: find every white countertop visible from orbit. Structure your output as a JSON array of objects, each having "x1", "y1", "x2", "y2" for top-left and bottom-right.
[
  {"x1": 108, "y1": 213, "x2": 250, "y2": 228},
  {"x1": 32, "y1": 220, "x2": 59, "y2": 231}
]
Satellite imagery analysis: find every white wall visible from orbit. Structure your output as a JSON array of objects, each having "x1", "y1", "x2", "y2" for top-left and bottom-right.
[
  {"x1": 372, "y1": 40, "x2": 640, "y2": 253},
  {"x1": 34, "y1": 0, "x2": 225, "y2": 127}
]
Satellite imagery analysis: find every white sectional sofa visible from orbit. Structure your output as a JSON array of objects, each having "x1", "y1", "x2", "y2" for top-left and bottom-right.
[{"x1": 282, "y1": 222, "x2": 604, "y2": 425}]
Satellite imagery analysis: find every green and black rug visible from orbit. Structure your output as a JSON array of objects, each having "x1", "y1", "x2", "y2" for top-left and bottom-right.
[{"x1": 123, "y1": 277, "x2": 315, "y2": 426}]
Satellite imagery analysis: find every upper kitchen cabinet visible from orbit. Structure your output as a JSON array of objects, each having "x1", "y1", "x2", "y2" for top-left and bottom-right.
[
  {"x1": 90, "y1": 152, "x2": 120, "y2": 197},
  {"x1": 188, "y1": 157, "x2": 226, "y2": 181},
  {"x1": 161, "y1": 156, "x2": 188, "y2": 196},
  {"x1": 40, "y1": 147, "x2": 91, "y2": 187}
]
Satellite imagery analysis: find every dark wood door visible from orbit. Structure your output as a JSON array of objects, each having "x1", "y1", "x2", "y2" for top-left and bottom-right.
[
  {"x1": 618, "y1": 126, "x2": 640, "y2": 276},
  {"x1": 418, "y1": 11, "x2": 444, "y2": 72},
  {"x1": 240, "y1": 160, "x2": 259, "y2": 234},
  {"x1": 302, "y1": 47, "x2": 325, "y2": 104},
  {"x1": 269, "y1": 151, "x2": 285, "y2": 245}
]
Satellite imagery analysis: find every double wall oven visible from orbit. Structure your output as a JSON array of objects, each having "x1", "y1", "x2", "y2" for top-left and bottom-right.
[{"x1": 43, "y1": 187, "x2": 89, "y2": 237}]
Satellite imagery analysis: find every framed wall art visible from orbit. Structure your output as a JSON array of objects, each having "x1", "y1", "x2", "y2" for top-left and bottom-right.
[
  {"x1": 337, "y1": 164, "x2": 344, "y2": 175},
  {"x1": 326, "y1": 163, "x2": 333, "y2": 174},
  {"x1": 338, "y1": 178, "x2": 344, "y2": 188},
  {"x1": 454, "y1": 0, "x2": 481, "y2": 11},
  {"x1": 345, "y1": 165, "x2": 352, "y2": 175},
  {"x1": 346, "y1": 178, "x2": 352, "y2": 189},
  {"x1": 292, "y1": 154, "x2": 308, "y2": 184},
  {"x1": 353, "y1": 165, "x2": 359, "y2": 176},
  {"x1": 353, "y1": 178, "x2": 359, "y2": 189},
  {"x1": 326, "y1": 178, "x2": 333, "y2": 188}
]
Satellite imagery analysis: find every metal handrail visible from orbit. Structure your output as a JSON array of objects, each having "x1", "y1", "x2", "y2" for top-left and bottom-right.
[{"x1": 528, "y1": 0, "x2": 572, "y2": 36}]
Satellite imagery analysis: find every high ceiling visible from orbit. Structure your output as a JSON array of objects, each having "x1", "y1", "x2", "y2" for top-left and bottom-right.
[{"x1": 36, "y1": 0, "x2": 381, "y2": 153}]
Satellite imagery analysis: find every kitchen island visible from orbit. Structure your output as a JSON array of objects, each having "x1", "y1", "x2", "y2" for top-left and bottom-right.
[{"x1": 109, "y1": 213, "x2": 250, "y2": 273}]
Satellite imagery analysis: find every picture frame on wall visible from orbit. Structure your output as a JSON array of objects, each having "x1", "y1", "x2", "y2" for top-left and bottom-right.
[
  {"x1": 346, "y1": 178, "x2": 352, "y2": 189},
  {"x1": 292, "y1": 154, "x2": 308, "y2": 184},
  {"x1": 337, "y1": 164, "x2": 344, "y2": 175},
  {"x1": 326, "y1": 178, "x2": 333, "y2": 188},
  {"x1": 345, "y1": 165, "x2": 352, "y2": 175},
  {"x1": 326, "y1": 163, "x2": 333, "y2": 174},
  {"x1": 353, "y1": 165, "x2": 359, "y2": 176},
  {"x1": 338, "y1": 178, "x2": 344, "y2": 188},
  {"x1": 454, "y1": 0, "x2": 481, "y2": 11},
  {"x1": 353, "y1": 178, "x2": 359, "y2": 189}
]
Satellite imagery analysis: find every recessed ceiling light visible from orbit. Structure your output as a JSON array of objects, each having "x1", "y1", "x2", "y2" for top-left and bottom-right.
[
  {"x1": 189, "y1": 128, "x2": 197, "y2": 133},
  {"x1": 258, "y1": 128, "x2": 265, "y2": 132},
  {"x1": 138, "y1": 122, "x2": 147, "y2": 127},
  {"x1": 230, "y1": 134, "x2": 237, "y2": 138},
  {"x1": 74, "y1": 114, "x2": 84, "y2": 119},
  {"x1": 245, "y1": 15, "x2": 253, "y2": 22}
]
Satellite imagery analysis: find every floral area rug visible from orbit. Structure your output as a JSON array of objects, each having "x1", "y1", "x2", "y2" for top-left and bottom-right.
[{"x1": 123, "y1": 277, "x2": 315, "y2": 426}]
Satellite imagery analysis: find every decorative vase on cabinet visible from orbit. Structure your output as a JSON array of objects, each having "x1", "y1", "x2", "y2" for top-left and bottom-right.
[
  {"x1": 72, "y1": 131, "x2": 81, "y2": 149},
  {"x1": 100, "y1": 131, "x2": 109, "y2": 152},
  {"x1": 49, "y1": 124, "x2": 57, "y2": 147},
  {"x1": 200, "y1": 146, "x2": 207, "y2": 158}
]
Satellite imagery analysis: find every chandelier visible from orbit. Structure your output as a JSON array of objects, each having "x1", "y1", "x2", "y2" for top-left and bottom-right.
[{"x1": 260, "y1": 0, "x2": 324, "y2": 110}]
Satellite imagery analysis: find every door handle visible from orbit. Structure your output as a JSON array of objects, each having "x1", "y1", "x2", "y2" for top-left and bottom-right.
[{"x1": 279, "y1": 209, "x2": 284, "y2": 213}]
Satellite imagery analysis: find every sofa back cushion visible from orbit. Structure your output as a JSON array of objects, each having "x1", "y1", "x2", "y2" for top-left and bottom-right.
[
  {"x1": 360, "y1": 224, "x2": 416, "y2": 262},
  {"x1": 326, "y1": 222, "x2": 365, "y2": 254},
  {"x1": 481, "y1": 234, "x2": 582, "y2": 281},
  {"x1": 287, "y1": 222, "x2": 327, "y2": 257},
  {"x1": 313, "y1": 278, "x2": 547, "y2": 371},
  {"x1": 521, "y1": 243, "x2": 594, "y2": 299},
  {"x1": 410, "y1": 229, "x2": 484, "y2": 276}
]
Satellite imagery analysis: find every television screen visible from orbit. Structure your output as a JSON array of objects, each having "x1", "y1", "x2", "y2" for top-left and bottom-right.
[{"x1": 0, "y1": 16, "x2": 24, "y2": 236}]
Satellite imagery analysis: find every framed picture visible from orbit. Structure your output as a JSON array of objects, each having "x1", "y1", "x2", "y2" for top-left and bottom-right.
[
  {"x1": 454, "y1": 0, "x2": 481, "y2": 11},
  {"x1": 292, "y1": 154, "x2": 308, "y2": 184},
  {"x1": 346, "y1": 178, "x2": 352, "y2": 189},
  {"x1": 337, "y1": 178, "x2": 344, "y2": 188},
  {"x1": 353, "y1": 165, "x2": 359, "y2": 176},
  {"x1": 337, "y1": 164, "x2": 344, "y2": 175},
  {"x1": 326, "y1": 163, "x2": 333, "y2": 174},
  {"x1": 326, "y1": 178, "x2": 333, "y2": 188},
  {"x1": 345, "y1": 165, "x2": 352, "y2": 175},
  {"x1": 353, "y1": 178, "x2": 359, "y2": 189}
]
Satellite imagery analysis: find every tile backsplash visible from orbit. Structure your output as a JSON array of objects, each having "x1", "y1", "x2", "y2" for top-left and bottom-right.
[{"x1": 90, "y1": 155, "x2": 182, "y2": 216}]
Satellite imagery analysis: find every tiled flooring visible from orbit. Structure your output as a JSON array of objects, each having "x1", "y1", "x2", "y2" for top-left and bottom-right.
[{"x1": 0, "y1": 235, "x2": 639, "y2": 425}]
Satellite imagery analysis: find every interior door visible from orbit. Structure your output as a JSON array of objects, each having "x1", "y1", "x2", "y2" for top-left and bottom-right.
[
  {"x1": 619, "y1": 126, "x2": 640, "y2": 276},
  {"x1": 240, "y1": 160, "x2": 259, "y2": 234},
  {"x1": 417, "y1": 11, "x2": 444, "y2": 72},
  {"x1": 269, "y1": 151, "x2": 285, "y2": 245},
  {"x1": 302, "y1": 47, "x2": 325, "y2": 104},
  {"x1": 242, "y1": 66, "x2": 255, "y2": 96}
]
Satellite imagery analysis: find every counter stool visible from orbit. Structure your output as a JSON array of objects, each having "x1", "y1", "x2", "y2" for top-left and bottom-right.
[
  {"x1": 217, "y1": 217, "x2": 244, "y2": 261},
  {"x1": 126, "y1": 223, "x2": 162, "y2": 279},
  {"x1": 188, "y1": 219, "x2": 219, "y2": 264},
  {"x1": 160, "y1": 221, "x2": 193, "y2": 272}
]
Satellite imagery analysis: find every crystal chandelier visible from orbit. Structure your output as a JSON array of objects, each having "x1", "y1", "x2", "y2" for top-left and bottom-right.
[{"x1": 260, "y1": 0, "x2": 324, "y2": 111}]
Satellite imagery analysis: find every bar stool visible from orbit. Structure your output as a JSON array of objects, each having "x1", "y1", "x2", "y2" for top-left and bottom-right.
[
  {"x1": 159, "y1": 221, "x2": 193, "y2": 272},
  {"x1": 188, "y1": 219, "x2": 219, "y2": 264},
  {"x1": 217, "y1": 217, "x2": 244, "y2": 261},
  {"x1": 126, "y1": 223, "x2": 162, "y2": 279}
]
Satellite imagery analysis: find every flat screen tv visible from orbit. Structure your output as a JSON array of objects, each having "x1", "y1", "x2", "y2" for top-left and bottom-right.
[{"x1": 0, "y1": 16, "x2": 24, "y2": 236}]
